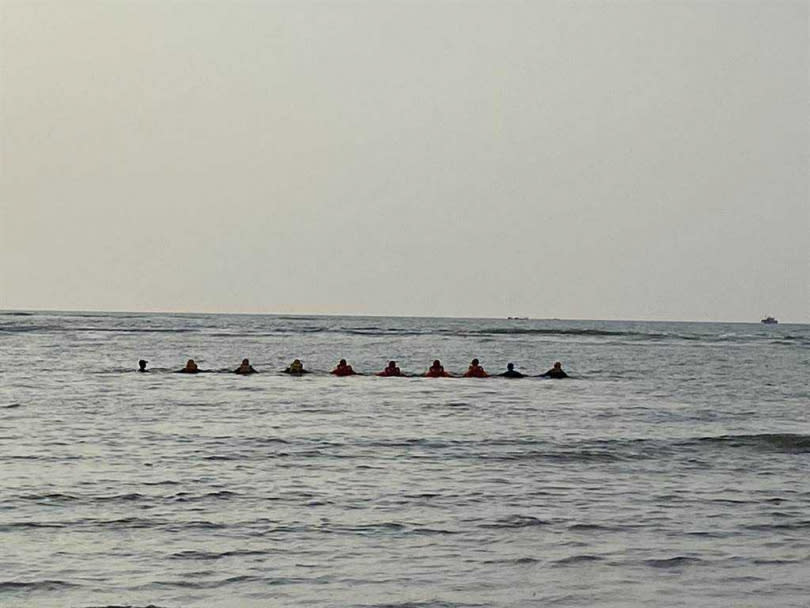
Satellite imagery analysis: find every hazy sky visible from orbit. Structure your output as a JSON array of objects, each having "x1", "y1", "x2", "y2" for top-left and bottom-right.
[{"x1": 1, "y1": 1, "x2": 807, "y2": 321}]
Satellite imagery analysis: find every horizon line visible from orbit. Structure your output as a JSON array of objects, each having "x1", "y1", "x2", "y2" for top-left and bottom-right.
[{"x1": 1, "y1": 307, "x2": 804, "y2": 325}]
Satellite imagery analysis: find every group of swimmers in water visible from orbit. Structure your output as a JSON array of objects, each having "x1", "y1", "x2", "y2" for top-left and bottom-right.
[{"x1": 137, "y1": 358, "x2": 569, "y2": 379}]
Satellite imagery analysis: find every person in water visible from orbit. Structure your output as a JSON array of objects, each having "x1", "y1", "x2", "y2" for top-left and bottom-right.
[
  {"x1": 499, "y1": 362, "x2": 525, "y2": 378},
  {"x1": 377, "y1": 361, "x2": 403, "y2": 377},
  {"x1": 331, "y1": 359, "x2": 357, "y2": 376},
  {"x1": 425, "y1": 360, "x2": 451, "y2": 377},
  {"x1": 234, "y1": 358, "x2": 257, "y2": 375},
  {"x1": 138, "y1": 359, "x2": 148, "y2": 372},
  {"x1": 464, "y1": 358, "x2": 489, "y2": 378},
  {"x1": 540, "y1": 361, "x2": 568, "y2": 379},
  {"x1": 178, "y1": 359, "x2": 199, "y2": 374},
  {"x1": 283, "y1": 359, "x2": 309, "y2": 375}
]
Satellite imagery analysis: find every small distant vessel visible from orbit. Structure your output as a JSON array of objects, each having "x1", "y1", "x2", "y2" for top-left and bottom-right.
[{"x1": 761, "y1": 316, "x2": 778, "y2": 325}]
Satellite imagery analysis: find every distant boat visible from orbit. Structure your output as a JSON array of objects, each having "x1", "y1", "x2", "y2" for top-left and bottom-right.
[{"x1": 761, "y1": 316, "x2": 778, "y2": 325}]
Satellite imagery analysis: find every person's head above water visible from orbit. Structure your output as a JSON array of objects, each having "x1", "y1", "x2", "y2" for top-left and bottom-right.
[
  {"x1": 286, "y1": 359, "x2": 305, "y2": 373},
  {"x1": 235, "y1": 358, "x2": 256, "y2": 374},
  {"x1": 138, "y1": 359, "x2": 147, "y2": 371},
  {"x1": 464, "y1": 358, "x2": 488, "y2": 377},
  {"x1": 426, "y1": 359, "x2": 450, "y2": 377},
  {"x1": 332, "y1": 359, "x2": 355, "y2": 375},
  {"x1": 500, "y1": 362, "x2": 525, "y2": 377},
  {"x1": 377, "y1": 360, "x2": 402, "y2": 376},
  {"x1": 178, "y1": 359, "x2": 200, "y2": 373},
  {"x1": 541, "y1": 361, "x2": 567, "y2": 378}
]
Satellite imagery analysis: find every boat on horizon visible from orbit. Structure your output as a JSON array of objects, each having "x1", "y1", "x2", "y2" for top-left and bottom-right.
[{"x1": 761, "y1": 316, "x2": 778, "y2": 325}]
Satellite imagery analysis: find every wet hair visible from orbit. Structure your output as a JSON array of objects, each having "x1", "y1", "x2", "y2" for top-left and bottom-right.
[
  {"x1": 339, "y1": 359, "x2": 347, "y2": 366},
  {"x1": 471, "y1": 359, "x2": 479, "y2": 366},
  {"x1": 507, "y1": 363, "x2": 514, "y2": 370}
]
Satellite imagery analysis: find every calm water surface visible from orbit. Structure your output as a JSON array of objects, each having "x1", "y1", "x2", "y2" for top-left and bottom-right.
[{"x1": 1, "y1": 312, "x2": 809, "y2": 607}]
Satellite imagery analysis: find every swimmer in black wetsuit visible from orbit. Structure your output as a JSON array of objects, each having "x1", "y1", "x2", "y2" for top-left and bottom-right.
[
  {"x1": 540, "y1": 361, "x2": 568, "y2": 379},
  {"x1": 138, "y1": 359, "x2": 148, "y2": 372},
  {"x1": 499, "y1": 363, "x2": 525, "y2": 378},
  {"x1": 234, "y1": 358, "x2": 258, "y2": 375}
]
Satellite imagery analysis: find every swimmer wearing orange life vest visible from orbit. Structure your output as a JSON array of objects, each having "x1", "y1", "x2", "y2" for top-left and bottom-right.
[
  {"x1": 424, "y1": 360, "x2": 451, "y2": 377},
  {"x1": 331, "y1": 359, "x2": 357, "y2": 376},
  {"x1": 377, "y1": 361, "x2": 403, "y2": 377},
  {"x1": 463, "y1": 358, "x2": 489, "y2": 378}
]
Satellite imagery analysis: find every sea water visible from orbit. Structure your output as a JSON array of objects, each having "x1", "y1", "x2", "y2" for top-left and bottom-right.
[{"x1": 1, "y1": 312, "x2": 808, "y2": 607}]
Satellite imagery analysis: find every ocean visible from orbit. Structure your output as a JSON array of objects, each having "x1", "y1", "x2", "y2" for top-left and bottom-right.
[{"x1": 1, "y1": 311, "x2": 808, "y2": 607}]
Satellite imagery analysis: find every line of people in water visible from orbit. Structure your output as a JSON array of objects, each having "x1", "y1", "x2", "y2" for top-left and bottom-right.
[{"x1": 137, "y1": 358, "x2": 569, "y2": 378}]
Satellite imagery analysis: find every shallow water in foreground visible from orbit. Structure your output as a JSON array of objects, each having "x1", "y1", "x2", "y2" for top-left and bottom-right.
[{"x1": 1, "y1": 312, "x2": 809, "y2": 607}]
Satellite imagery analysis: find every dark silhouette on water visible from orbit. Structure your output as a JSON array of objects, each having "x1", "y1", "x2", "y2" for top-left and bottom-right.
[
  {"x1": 540, "y1": 361, "x2": 568, "y2": 379},
  {"x1": 499, "y1": 363, "x2": 525, "y2": 378},
  {"x1": 234, "y1": 358, "x2": 257, "y2": 375},
  {"x1": 178, "y1": 359, "x2": 200, "y2": 374},
  {"x1": 138, "y1": 359, "x2": 148, "y2": 372}
]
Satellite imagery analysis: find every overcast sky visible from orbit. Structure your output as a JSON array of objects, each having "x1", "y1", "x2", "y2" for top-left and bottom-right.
[{"x1": 1, "y1": 1, "x2": 807, "y2": 322}]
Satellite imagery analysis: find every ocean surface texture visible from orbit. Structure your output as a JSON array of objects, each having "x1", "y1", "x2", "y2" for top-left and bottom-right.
[{"x1": 1, "y1": 312, "x2": 809, "y2": 608}]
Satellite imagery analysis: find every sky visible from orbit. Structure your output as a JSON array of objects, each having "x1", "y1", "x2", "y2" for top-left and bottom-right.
[{"x1": 1, "y1": 0, "x2": 807, "y2": 322}]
